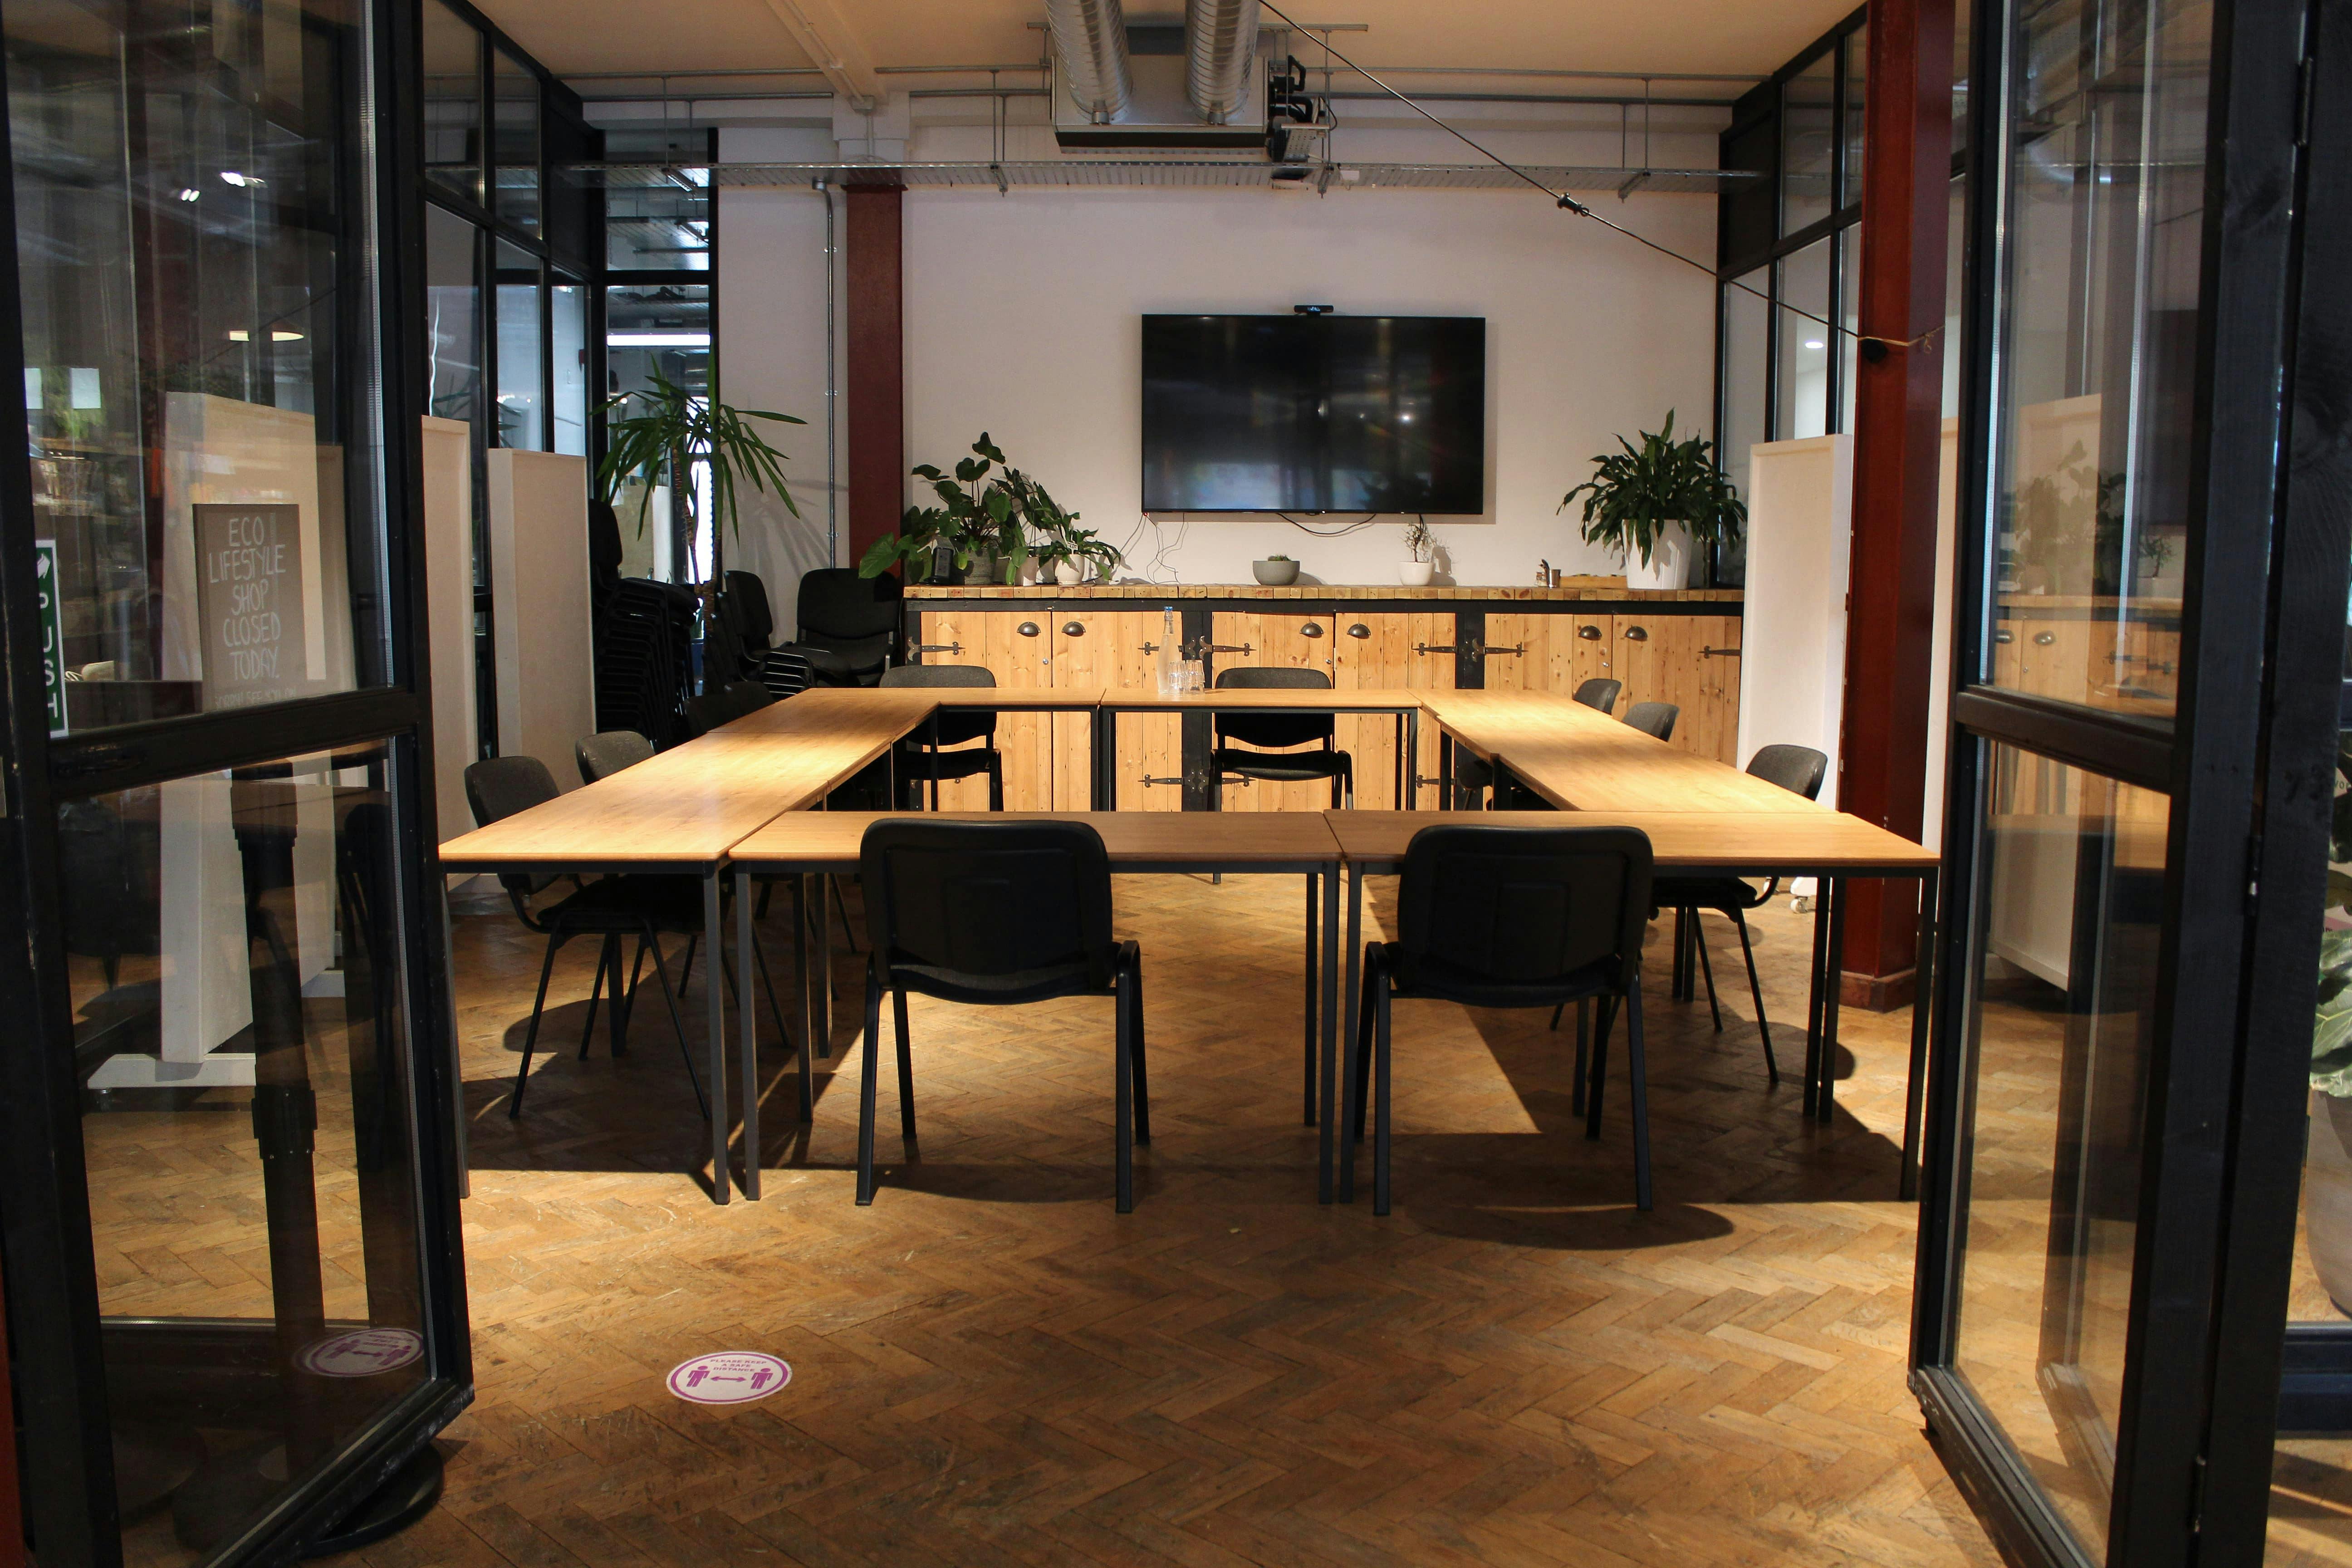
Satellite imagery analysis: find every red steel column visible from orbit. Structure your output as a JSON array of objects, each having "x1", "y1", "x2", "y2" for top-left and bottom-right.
[
  {"x1": 844, "y1": 185, "x2": 905, "y2": 569},
  {"x1": 1839, "y1": 0, "x2": 1955, "y2": 1008}
]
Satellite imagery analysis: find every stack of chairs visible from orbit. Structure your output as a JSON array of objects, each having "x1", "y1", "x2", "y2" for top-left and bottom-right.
[{"x1": 594, "y1": 578, "x2": 697, "y2": 749}]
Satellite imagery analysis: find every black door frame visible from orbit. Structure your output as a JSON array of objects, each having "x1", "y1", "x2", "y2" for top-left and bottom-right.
[{"x1": 0, "y1": 0, "x2": 474, "y2": 1558}]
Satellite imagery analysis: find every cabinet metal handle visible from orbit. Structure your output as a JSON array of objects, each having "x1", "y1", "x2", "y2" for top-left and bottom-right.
[
  {"x1": 1415, "y1": 642, "x2": 1466, "y2": 656},
  {"x1": 2034, "y1": 631, "x2": 2056, "y2": 646},
  {"x1": 1993, "y1": 629, "x2": 2014, "y2": 645},
  {"x1": 1345, "y1": 622, "x2": 1370, "y2": 638},
  {"x1": 1577, "y1": 624, "x2": 1603, "y2": 640},
  {"x1": 1299, "y1": 622, "x2": 1324, "y2": 638},
  {"x1": 1063, "y1": 621, "x2": 1086, "y2": 637},
  {"x1": 1016, "y1": 622, "x2": 1040, "y2": 637},
  {"x1": 1202, "y1": 642, "x2": 1254, "y2": 655},
  {"x1": 915, "y1": 641, "x2": 964, "y2": 656},
  {"x1": 1702, "y1": 646, "x2": 1741, "y2": 658},
  {"x1": 1622, "y1": 625, "x2": 1649, "y2": 642},
  {"x1": 1479, "y1": 643, "x2": 1525, "y2": 658}
]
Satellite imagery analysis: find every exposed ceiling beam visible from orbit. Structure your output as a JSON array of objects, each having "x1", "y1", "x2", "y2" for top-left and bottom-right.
[{"x1": 756, "y1": 0, "x2": 885, "y2": 108}]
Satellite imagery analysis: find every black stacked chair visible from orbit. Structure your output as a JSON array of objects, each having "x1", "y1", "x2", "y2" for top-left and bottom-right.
[
  {"x1": 726, "y1": 570, "x2": 775, "y2": 666},
  {"x1": 576, "y1": 730, "x2": 654, "y2": 784},
  {"x1": 1348, "y1": 824, "x2": 1656, "y2": 1214},
  {"x1": 594, "y1": 578, "x2": 698, "y2": 747},
  {"x1": 1573, "y1": 678, "x2": 1623, "y2": 714},
  {"x1": 776, "y1": 568, "x2": 903, "y2": 687},
  {"x1": 1211, "y1": 666, "x2": 1354, "y2": 808},
  {"x1": 1650, "y1": 744, "x2": 1830, "y2": 1082},
  {"x1": 464, "y1": 757, "x2": 706, "y2": 1119},
  {"x1": 880, "y1": 665, "x2": 1004, "y2": 810},
  {"x1": 854, "y1": 819, "x2": 1149, "y2": 1210},
  {"x1": 1624, "y1": 701, "x2": 1680, "y2": 741}
]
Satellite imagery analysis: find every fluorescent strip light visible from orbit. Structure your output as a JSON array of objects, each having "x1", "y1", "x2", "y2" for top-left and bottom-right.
[{"x1": 608, "y1": 332, "x2": 711, "y2": 348}]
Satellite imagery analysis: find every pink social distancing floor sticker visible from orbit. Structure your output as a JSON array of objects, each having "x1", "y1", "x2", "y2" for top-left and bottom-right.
[{"x1": 667, "y1": 1351, "x2": 791, "y2": 1405}]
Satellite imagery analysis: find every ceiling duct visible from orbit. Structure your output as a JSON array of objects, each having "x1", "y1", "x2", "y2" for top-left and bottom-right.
[
  {"x1": 1044, "y1": 0, "x2": 1133, "y2": 124},
  {"x1": 1052, "y1": 21, "x2": 1265, "y2": 147},
  {"x1": 1184, "y1": 0, "x2": 1261, "y2": 124}
]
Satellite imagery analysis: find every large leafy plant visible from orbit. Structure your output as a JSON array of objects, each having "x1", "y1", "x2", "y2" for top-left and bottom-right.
[
  {"x1": 2314, "y1": 737, "x2": 2352, "y2": 1096},
  {"x1": 859, "y1": 434, "x2": 1110, "y2": 584},
  {"x1": 597, "y1": 374, "x2": 804, "y2": 564},
  {"x1": 1558, "y1": 410, "x2": 1746, "y2": 568}
]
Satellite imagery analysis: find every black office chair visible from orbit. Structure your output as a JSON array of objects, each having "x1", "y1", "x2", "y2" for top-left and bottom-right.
[
  {"x1": 1573, "y1": 678, "x2": 1623, "y2": 715},
  {"x1": 726, "y1": 570, "x2": 775, "y2": 662},
  {"x1": 854, "y1": 819, "x2": 1148, "y2": 1210},
  {"x1": 464, "y1": 756, "x2": 706, "y2": 1119},
  {"x1": 576, "y1": 730, "x2": 654, "y2": 784},
  {"x1": 1211, "y1": 667, "x2": 1354, "y2": 808},
  {"x1": 776, "y1": 568, "x2": 903, "y2": 687},
  {"x1": 1348, "y1": 824, "x2": 1656, "y2": 1214},
  {"x1": 881, "y1": 665, "x2": 1003, "y2": 810},
  {"x1": 1648, "y1": 744, "x2": 1829, "y2": 1083},
  {"x1": 1624, "y1": 701, "x2": 1680, "y2": 742}
]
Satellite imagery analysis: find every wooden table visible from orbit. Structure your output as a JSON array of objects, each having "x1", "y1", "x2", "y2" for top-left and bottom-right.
[
  {"x1": 1097, "y1": 689, "x2": 1426, "y2": 811},
  {"x1": 1322, "y1": 810, "x2": 1941, "y2": 1202},
  {"x1": 726, "y1": 810, "x2": 1349, "y2": 1201}
]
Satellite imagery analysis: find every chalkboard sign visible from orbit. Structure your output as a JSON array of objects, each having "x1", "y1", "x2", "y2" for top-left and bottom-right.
[{"x1": 193, "y1": 502, "x2": 307, "y2": 710}]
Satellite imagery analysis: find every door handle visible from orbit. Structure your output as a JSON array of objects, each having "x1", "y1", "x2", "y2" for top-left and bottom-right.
[
  {"x1": 1993, "y1": 629, "x2": 2014, "y2": 645},
  {"x1": 1345, "y1": 622, "x2": 1370, "y2": 638},
  {"x1": 1016, "y1": 622, "x2": 1040, "y2": 637},
  {"x1": 2034, "y1": 631, "x2": 2056, "y2": 646},
  {"x1": 1298, "y1": 623, "x2": 1324, "y2": 638},
  {"x1": 1622, "y1": 625, "x2": 1649, "y2": 642},
  {"x1": 1415, "y1": 642, "x2": 1467, "y2": 656},
  {"x1": 1577, "y1": 624, "x2": 1603, "y2": 640},
  {"x1": 1478, "y1": 644, "x2": 1525, "y2": 658},
  {"x1": 915, "y1": 642, "x2": 964, "y2": 656},
  {"x1": 1702, "y1": 646, "x2": 1741, "y2": 658},
  {"x1": 1063, "y1": 621, "x2": 1086, "y2": 637}
]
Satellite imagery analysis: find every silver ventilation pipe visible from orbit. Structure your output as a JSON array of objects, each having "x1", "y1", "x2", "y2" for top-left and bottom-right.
[
  {"x1": 1184, "y1": 0, "x2": 1260, "y2": 124},
  {"x1": 817, "y1": 178, "x2": 839, "y2": 568},
  {"x1": 1045, "y1": 0, "x2": 1132, "y2": 123}
]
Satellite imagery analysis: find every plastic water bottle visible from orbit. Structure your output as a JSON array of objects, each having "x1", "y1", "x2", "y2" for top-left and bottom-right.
[{"x1": 1156, "y1": 607, "x2": 1179, "y2": 696}]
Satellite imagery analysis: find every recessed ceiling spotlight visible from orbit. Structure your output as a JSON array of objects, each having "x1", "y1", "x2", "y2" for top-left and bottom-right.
[
  {"x1": 1804, "y1": 338, "x2": 1825, "y2": 350},
  {"x1": 176, "y1": 188, "x2": 201, "y2": 202},
  {"x1": 220, "y1": 170, "x2": 264, "y2": 187}
]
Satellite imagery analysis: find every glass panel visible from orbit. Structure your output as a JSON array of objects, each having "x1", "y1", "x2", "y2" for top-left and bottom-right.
[
  {"x1": 1952, "y1": 742, "x2": 2170, "y2": 1560},
  {"x1": 1782, "y1": 51, "x2": 1838, "y2": 235},
  {"x1": 491, "y1": 49, "x2": 539, "y2": 237},
  {"x1": 64, "y1": 741, "x2": 429, "y2": 1563},
  {"x1": 1839, "y1": 222, "x2": 1863, "y2": 435},
  {"x1": 1717, "y1": 270, "x2": 1769, "y2": 589},
  {"x1": 1986, "y1": 0, "x2": 2205, "y2": 716},
  {"x1": 606, "y1": 165, "x2": 711, "y2": 273},
  {"x1": 421, "y1": 0, "x2": 481, "y2": 208},
  {"x1": 425, "y1": 207, "x2": 480, "y2": 429},
  {"x1": 551, "y1": 281, "x2": 588, "y2": 457},
  {"x1": 1842, "y1": 25, "x2": 1869, "y2": 210},
  {"x1": 1774, "y1": 237, "x2": 1833, "y2": 441},
  {"x1": 9, "y1": 0, "x2": 389, "y2": 729},
  {"x1": 494, "y1": 245, "x2": 543, "y2": 451}
]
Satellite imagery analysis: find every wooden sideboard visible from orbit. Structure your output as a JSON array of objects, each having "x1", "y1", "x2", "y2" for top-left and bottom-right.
[{"x1": 899, "y1": 583, "x2": 1744, "y2": 812}]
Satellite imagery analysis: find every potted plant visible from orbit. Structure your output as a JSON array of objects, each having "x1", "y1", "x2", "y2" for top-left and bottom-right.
[
  {"x1": 2307, "y1": 737, "x2": 2352, "y2": 1311},
  {"x1": 1558, "y1": 411, "x2": 1745, "y2": 591},
  {"x1": 598, "y1": 373, "x2": 804, "y2": 583},
  {"x1": 858, "y1": 434, "x2": 1027, "y2": 585},
  {"x1": 1400, "y1": 518, "x2": 1436, "y2": 587},
  {"x1": 1035, "y1": 524, "x2": 1121, "y2": 586},
  {"x1": 1253, "y1": 554, "x2": 1300, "y2": 585}
]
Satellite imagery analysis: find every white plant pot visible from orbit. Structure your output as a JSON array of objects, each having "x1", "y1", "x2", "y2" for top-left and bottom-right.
[
  {"x1": 2308, "y1": 1091, "x2": 2352, "y2": 1315},
  {"x1": 1624, "y1": 523, "x2": 1693, "y2": 592},
  {"x1": 1053, "y1": 559, "x2": 1084, "y2": 586},
  {"x1": 1398, "y1": 559, "x2": 1436, "y2": 587}
]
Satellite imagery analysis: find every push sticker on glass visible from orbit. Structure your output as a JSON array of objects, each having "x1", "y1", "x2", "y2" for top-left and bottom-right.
[
  {"x1": 667, "y1": 1351, "x2": 791, "y2": 1405},
  {"x1": 298, "y1": 1327, "x2": 424, "y2": 1378}
]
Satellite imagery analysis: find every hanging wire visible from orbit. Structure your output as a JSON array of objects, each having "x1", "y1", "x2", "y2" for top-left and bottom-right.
[{"x1": 1257, "y1": 0, "x2": 1940, "y2": 353}]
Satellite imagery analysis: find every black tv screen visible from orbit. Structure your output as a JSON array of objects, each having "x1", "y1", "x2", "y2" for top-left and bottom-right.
[{"x1": 1140, "y1": 314, "x2": 1486, "y2": 514}]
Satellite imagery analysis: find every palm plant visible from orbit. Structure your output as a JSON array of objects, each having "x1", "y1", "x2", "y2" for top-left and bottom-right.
[
  {"x1": 1558, "y1": 410, "x2": 1746, "y2": 568},
  {"x1": 597, "y1": 374, "x2": 804, "y2": 576}
]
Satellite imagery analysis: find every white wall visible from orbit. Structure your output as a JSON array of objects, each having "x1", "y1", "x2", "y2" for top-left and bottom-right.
[{"x1": 715, "y1": 121, "x2": 1723, "y2": 599}]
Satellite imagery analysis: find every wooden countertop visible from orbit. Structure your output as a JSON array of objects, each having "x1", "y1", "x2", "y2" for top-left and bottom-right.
[
  {"x1": 731, "y1": 809, "x2": 1345, "y2": 870},
  {"x1": 906, "y1": 581, "x2": 1741, "y2": 603},
  {"x1": 1327, "y1": 810, "x2": 1937, "y2": 873},
  {"x1": 1420, "y1": 691, "x2": 1831, "y2": 814}
]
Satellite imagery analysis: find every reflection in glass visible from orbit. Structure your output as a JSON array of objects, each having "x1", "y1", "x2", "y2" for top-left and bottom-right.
[
  {"x1": 605, "y1": 284, "x2": 710, "y2": 579},
  {"x1": 1774, "y1": 238, "x2": 1833, "y2": 441},
  {"x1": 8, "y1": 0, "x2": 387, "y2": 729},
  {"x1": 1782, "y1": 51, "x2": 1837, "y2": 235},
  {"x1": 1839, "y1": 223, "x2": 1862, "y2": 435},
  {"x1": 1987, "y1": 0, "x2": 2204, "y2": 716},
  {"x1": 552, "y1": 282, "x2": 588, "y2": 457},
  {"x1": 495, "y1": 245, "x2": 544, "y2": 451},
  {"x1": 422, "y1": 0, "x2": 482, "y2": 207},
  {"x1": 606, "y1": 165, "x2": 713, "y2": 273},
  {"x1": 1954, "y1": 745, "x2": 2169, "y2": 1559},
  {"x1": 64, "y1": 743, "x2": 428, "y2": 1563},
  {"x1": 1842, "y1": 24, "x2": 1869, "y2": 211},
  {"x1": 425, "y1": 206, "x2": 480, "y2": 429},
  {"x1": 492, "y1": 49, "x2": 540, "y2": 237},
  {"x1": 1716, "y1": 270, "x2": 1769, "y2": 588}
]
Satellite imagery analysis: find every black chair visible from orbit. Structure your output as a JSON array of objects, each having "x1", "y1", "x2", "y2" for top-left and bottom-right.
[
  {"x1": 880, "y1": 665, "x2": 1003, "y2": 810},
  {"x1": 777, "y1": 568, "x2": 903, "y2": 687},
  {"x1": 1211, "y1": 666, "x2": 1354, "y2": 808},
  {"x1": 684, "y1": 680, "x2": 773, "y2": 739},
  {"x1": 464, "y1": 757, "x2": 706, "y2": 1119},
  {"x1": 726, "y1": 570, "x2": 774, "y2": 663},
  {"x1": 576, "y1": 730, "x2": 654, "y2": 784},
  {"x1": 854, "y1": 819, "x2": 1148, "y2": 1210},
  {"x1": 1648, "y1": 744, "x2": 1830, "y2": 1082},
  {"x1": 1348, "y1": 824, "x2": 1656, "y2": 1214},
  {"x1": 1573, "y1": 678, "x2": 1622, "y2": 715},
  {"x1": 1624, "y1": 701, "x2": 1680, "y2": 741}
]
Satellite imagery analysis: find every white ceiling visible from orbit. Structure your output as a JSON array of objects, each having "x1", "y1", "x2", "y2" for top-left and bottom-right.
[{"x1": 470, "y1": 0, "x2": 1857, "y2": 88}]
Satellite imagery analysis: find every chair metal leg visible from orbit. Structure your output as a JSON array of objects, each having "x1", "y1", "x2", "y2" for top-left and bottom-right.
[
  {"x1": 509, "y1": 931, "x2": 565, "y2": 1117},
  {"x1": 831, "y1": 876, "x2": 859, "y2": 954},
  {"x1": 1303, "y1": 875, "x2": 1318, "y2": 1126},
  {"x1": 987, "y1": 747, "x2": 1004, "y2": 812},
  {"x1": 1350, "y1": 959, "x2": 1376, "y2": 1145},
  {"x1": 856, "y1": 965, "x2": 884, "y2": 1204},
  {"x1": 1341, "y1": 949, "x2": 1377, "y2": 1205},
  {"x1": 1626, "y1": 982, "x2": 1653, "y2": 1211},
  {"x1": 615, "y1": 936, "x2": 648, "y2": 1054},
  {"x1": 640, "y1": 926, "x2": 708, "y2": 1120},
  {"x1": 676, "y1": 932, "x2": 697, "y2": 998},
  {"x1": 891, "y1": 987, "x2": 916, "y2": 1142},
  {"x1": 1584, "y1": 994, "x2": 1616, "y2": 1140},
  {"x1": 1573, "y1": 998, "x2": 1590, "y2": 1117},
  {"x1": 1372, "y1": 974, "x2": 1393, "y2": 1217},
  {"x1": 1114, "y1": 957, "x2": 1136, "y2": 1214},
  {"x1": 1549, "y1": 1001, "x2": 1564, "y2": 1031},
  {"x1": 751, "y1": 931, "x2": 794, "y2": 1056},
  {"x1": 580, "y1": 934, "x2": 614, "y2": 1059},
  {"x1": 1127, "y1": 947, "x2": 1151, "y2": 1145},
  {"x1": 1734, "y1": 908, "x2": 1778, "y2": 1085},
  {"x1": 1691, "y1": 911, "x2": 1723, "y2": 1031}
]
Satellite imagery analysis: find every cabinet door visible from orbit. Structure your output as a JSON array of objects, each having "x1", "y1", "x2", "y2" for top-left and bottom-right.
[
  {"x1": 1693, "y1": 616, "x2": 1744, "y2": 764},
  {"x1": 1479, "y1": 612, "x2": 1545, "y2": 693},
  {"x1": 1210, "y1": 611, "x2": 1335, "y2": 811},
  {"x1": 917, "y1": 609, "x2": 1051, "y2": 809},
  {"x1": 1333, "y1": 611, "x2": 1453, "y2": 808},
  {"x1": 1055, "y1": 608, "x2": 1182, "y2": 811},
  {"x1": 1612, "y1": 612, "x2": 1666, "y2": 716}
]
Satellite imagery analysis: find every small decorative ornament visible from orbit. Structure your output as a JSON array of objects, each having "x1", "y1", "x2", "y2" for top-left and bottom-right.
[
  {"x1": 297, "y1": 1327, "x2": 424, "y2": 1379},
  {"x1": 667, "y1": 1350, "x2": 792, "y2": 1405}
]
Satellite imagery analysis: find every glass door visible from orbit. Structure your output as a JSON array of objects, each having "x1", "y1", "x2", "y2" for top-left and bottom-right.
[{"x1": 0, "y1": 0, "x2": 470, "y2": 1561}]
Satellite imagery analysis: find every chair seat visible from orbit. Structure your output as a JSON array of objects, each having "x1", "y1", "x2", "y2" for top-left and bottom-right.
[
  {"x1": 787, "y1": 642, "x2": 887, "y2": 685},
  {"x1": 1214, "y1": 746, "x2": 1351, "y2": 783},
  {"x1": 887, "y1": 953, "x2": 1112, "y2": 1006},
  {"x1": 1386, "y1": 943, "x2": 1622, "y2": 1009},
  {"x1": 897, "y1": 742, "x2": 999, "y2": 780},
  {"x1": 544, "y1": 873, "x2": 706, "y2": 934},
  {"x1": 1652, "y1": 874, "x2": 1768, "y2": 913}
]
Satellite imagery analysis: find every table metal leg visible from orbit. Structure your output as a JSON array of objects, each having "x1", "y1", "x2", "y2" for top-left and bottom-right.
[
  {"x1": 1318, "y1": 862, "x2": 1340, "y2": 1204},
  {"x1": 794, "y1": 873, "x2": 814, "y2": 1122},
  {"x1": 735, "y1": 868, "x2": 760, "y2": 1200},
  {"x1": 1093, "y1": 708, "x2": 1115, "y2": 810},
  {"x1": 1302, "y1": 875, "x2": 1318, "y2": 1126},
  {"x1": 1818, "y1": 878, "x2": 1847, "y2": 1124},
  {"x1": 1804, "y1": 880, "x2": 1829, "y2": 1119},
  {"x1": 1340, "y1": 864, "x2": 1364, "y2": 1204},
  {"x1": 1901, "y1": 869, "x2": 1939, "y2": 1198},
  {"x1": 1439, "y1": 732, "x2": 1454, "y2": 810},
  {"x1": 1403, "y1": 709, "x2": 1419, "y2": 811},
  {"x1": 704, "y1": 870, "x2": 730, "y2": 1204},
  {"x1": 814, "y1": 872, "x2": 832, "y2": 1061}
]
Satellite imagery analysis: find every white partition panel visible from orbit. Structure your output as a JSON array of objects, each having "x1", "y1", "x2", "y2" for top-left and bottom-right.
[
  {"x1": 1736, "y1": 435, "x2": 1854, "y2": 806},
  {"x1": 485, "y1": 450, "x2": 594, "y2": 788},
  {"x1": 421, "y1": 416, "x2": 477, "y2": 849}
]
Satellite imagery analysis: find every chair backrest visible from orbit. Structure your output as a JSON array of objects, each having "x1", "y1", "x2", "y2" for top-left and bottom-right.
[
  {"x1": 1746, "y1": 743, "x2": 1829, "y2": 801},
  {"x1": 1214, "y1": 664, "x2": 1334, "y2": 751},
  {"x1": 725, "y1": 570, "x2": 774, "y2": 651},
  {"x1": 464, "y1": 756, "x2": 563, "y2": 897},
  {"x1": 576, "y1": 729, "x2": 654, "y2": 785},
  {"x1": 1395, "y1": 824, "x2": 1654, "y2": 995},
  {"x1": 882, "y1": 663, "x2": 995, "y2": 745},
  {"x1": 1624, "y1": 701, "x2": 1679, "y2": 741},
  {"x1": 859, "y1": 819, "x2": 1116, "y2": 989},
  {"x1": 789, "y1": 569, "x2": 902, "y2": 686},
  {"x1": 1573, "y1": 677, "x2": 1622, "y2": 715}
]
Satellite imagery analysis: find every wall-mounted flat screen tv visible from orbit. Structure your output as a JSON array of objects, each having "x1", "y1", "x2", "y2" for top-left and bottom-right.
[{"x1": 1140, "y1": 314, "x2": 1486, "y2": 514}]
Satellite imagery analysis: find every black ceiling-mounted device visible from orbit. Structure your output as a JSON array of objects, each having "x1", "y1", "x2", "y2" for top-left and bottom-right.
[{"x1": 1294, "y1": 304, "x2": 1334, "y2": 315}]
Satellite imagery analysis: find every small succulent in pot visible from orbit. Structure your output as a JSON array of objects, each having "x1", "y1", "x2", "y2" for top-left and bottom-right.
[{"x1": 1402, "y1": 517, "x2": 1435, "y2": 563}]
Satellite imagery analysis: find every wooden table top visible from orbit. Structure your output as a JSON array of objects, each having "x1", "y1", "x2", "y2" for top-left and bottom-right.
[
  {"x1": 730, "y1": 810, "x2": 1346, "y2": 870},
  {"x1": 915, "y1": 686, "x2": 1109, "y2": 709},
  {"x1": 1324, "y1": 810, "x2": 1937, "y2": 873},
  {"x1": 1104, "y1": 688, "x2": 1427, "y2": 710}
]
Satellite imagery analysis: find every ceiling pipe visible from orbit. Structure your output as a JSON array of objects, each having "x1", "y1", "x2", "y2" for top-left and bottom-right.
[
  {"x1": 1185, "y1": 0, "x2": 1261, "y2": 124},
  {"x1": 1044, "y1": 0, "x2": 1132, "y2": 123}
]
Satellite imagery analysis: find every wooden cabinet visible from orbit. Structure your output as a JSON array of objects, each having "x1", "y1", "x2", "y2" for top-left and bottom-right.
[
  {"x1": 1053, "y1": 609, "x2": 1181, "y2": 812},
  {"x1": 913, "y1": 608, "x2": 1052, "y2": 809},
  {"x1": 1209, "y1": 611, "x2": 1336, "y2": 811},
  {"x1": 1606, "y1": 612, "x2": 1742, "y2": 764},
  {"x1": 1333, "y1": 611, "x2": 1455, "y2": 808}
]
